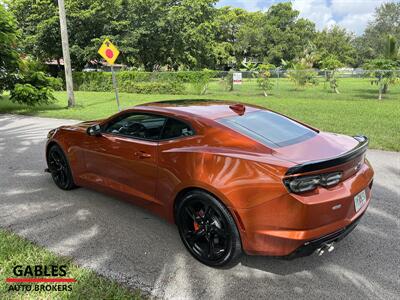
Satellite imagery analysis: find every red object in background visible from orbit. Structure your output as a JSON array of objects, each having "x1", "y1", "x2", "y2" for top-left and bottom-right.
[{"x1": 105, "y1": 49, "x2": 114, "y2": 59}]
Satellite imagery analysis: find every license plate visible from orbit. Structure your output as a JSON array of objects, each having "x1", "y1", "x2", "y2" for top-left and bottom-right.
[{"x1": 354, "y1": 189, "x2": 367, "y2": 212}]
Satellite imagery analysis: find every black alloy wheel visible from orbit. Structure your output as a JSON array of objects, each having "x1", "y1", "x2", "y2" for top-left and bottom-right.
[
  {"x1": 177, "y1": 190, "x2": 242, "y2": 267},
  {"x1": 47, "y1": 145, "x2": 77, "y2": 190}
]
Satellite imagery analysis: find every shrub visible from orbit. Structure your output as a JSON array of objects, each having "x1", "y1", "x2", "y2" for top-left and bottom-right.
[
  {"x1": 286, "y1": 64, "x2": 318, "y2": 89},
  {"x1": 10, "y1": 83, "x2": 56, "y2": 106},
  {"x1": 73, "y1": 72, "x2": 113, "y2": 91},
  {"x1": 72, "y1": 70, "x2": 217, "y2": 94},
  {"x1": 119, "y1": 81, "x2": 185, "y2": 94},
  {"x1": 256, "y1": 64, "x2": 275, "y2": 97},
  {"x1": 188, "y1": 70, "x2": 216, "y2": 95},
  {"x1": 10, "y1": 71, "x2": 58, "y2": 106},
  {"x1": 320, "y1": 56, "x2": 343, "y2": 94}
]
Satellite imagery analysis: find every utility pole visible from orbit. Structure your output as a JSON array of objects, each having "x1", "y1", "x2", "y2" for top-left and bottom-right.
[{"x1": 57, "y1": 0, "x2": 75, "y2": 108}]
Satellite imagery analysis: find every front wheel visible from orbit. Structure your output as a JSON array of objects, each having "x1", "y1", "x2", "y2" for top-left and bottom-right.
[
  {"x1": 47, "y1": 144, "x2": 77, "y2": 190},
  {"x1": 176, "y1": 190, "x2": 242, "y2": 267}
]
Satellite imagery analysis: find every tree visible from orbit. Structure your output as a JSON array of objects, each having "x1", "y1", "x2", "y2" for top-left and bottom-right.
[
  {"x1": 7, "y1": 0, "x2": 125, "y2": 70},
  {"x1": 283, "y1": 46, "x2": 319, "y2": 89},
  {"x1": 6, "y1": 0, "x2": 62, "y2": 65},
  {"x1": 385, "y1": 34, "x2": 399, "y2": 60},
  {"x1": 262, "y1": 3, "x2": 316, "y2": 66},
  {"x1": 165, "y1": 0, "x2": 218, "y2": 70},
  {"x1": 354, "y1": 2, "x2": 400, "y2": 65},
  {"x1": 256, "y1": 64, "x2": 275, "y2": 97},
  {"x1": 217, "y1": 3, "x2": 316, "y2": 68},
  {"x1": 320, "y1": 55, "x2": 343, "y2": 94},
  {"x1": 314, "y1": 26, "x2": 356, "y2": 67},
  {"x1": 213, "y1": 7, "x2": 249, "y2": 68},
  {"x1": 0, "y1": 4, "x2": 20, "y2": 94},
  {"x1": 364, "y1": 59, "x2": 399, "y2": 100}
]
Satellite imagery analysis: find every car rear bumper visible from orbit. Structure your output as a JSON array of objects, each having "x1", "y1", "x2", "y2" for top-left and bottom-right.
[
  {"x1": 284, "y1": 210, "x2": 365, "y2": 259},
  {"x1": 235, "y1": 163, "x2": 374, "y2": 257}
]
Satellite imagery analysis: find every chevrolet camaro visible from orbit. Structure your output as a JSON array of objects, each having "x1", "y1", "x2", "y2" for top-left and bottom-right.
[{"x1": 45, "y1": 100, "x2": 374, "y2": 266}]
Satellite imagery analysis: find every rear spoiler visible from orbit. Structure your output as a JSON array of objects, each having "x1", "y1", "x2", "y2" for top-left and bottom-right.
[{"x1": 285, "y1": 135, "x2": 369, "y2": 176}]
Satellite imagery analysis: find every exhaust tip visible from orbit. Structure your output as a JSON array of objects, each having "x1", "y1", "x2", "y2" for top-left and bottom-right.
[{"x1": 316, "y1": 242, "x2": 335, "y2": 256}]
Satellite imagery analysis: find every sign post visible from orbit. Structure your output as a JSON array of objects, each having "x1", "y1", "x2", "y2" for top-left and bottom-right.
[
  {"x1": 98, "y1": 39, "x2": 121, "y2": 111},
  {"x1": 110, "y1": 66, "x2": 120, "y2": 111}
]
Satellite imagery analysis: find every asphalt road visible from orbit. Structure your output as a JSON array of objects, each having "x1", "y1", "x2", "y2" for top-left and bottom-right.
[{"x1": 0, "y1": 114, "x2": 399, "y2": 300}]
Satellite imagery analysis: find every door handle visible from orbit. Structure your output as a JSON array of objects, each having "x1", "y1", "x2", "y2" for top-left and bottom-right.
[{"x1": 134, "y1": 151, "x2": 152, "y2": 159}]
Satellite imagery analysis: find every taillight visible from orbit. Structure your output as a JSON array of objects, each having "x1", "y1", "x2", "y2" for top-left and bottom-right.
[{"x1": 284, "y1": 172, "x2": 343, "y2": 194}]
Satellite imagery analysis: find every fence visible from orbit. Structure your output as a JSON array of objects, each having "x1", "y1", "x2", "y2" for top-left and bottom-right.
[{"x1": 70, "y1": 69, "x2": 400, "y2": 97}]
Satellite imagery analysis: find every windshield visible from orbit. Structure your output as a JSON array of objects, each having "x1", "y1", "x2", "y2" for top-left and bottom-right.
[{"x1": 218, "y1": 110, "x2": 317, "y2": 148}]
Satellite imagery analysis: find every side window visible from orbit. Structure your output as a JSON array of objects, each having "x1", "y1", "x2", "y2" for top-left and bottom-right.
[
  {"x1": 104, "y1": 113, "x2": 167, "y2": 140},
  {"x1": 161, "y1": 118, "x2": 194, "y2": 140}
]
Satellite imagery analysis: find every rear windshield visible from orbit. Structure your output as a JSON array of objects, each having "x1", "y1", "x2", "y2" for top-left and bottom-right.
[{"x1": 218, "y1": 110, "x2": 317, "y2": 148}]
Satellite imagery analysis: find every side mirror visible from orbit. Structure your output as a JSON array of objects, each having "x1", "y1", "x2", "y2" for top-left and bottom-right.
[{"x1": 87, "y1": 124, "x2": 102, "y2": 136}]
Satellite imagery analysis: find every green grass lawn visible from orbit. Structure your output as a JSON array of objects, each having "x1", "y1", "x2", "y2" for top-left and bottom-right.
[
  {"x1": 0, "y1": 78, "x2": 399, "y2": 151},
  {"x1": 0, "y1": 229, "x2": 143, "y2": 299}
]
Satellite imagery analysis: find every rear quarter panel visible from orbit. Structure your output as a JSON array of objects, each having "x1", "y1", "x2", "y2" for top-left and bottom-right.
[{"x1": 156, "y1": 125, "x2": 294, "y2": 223}]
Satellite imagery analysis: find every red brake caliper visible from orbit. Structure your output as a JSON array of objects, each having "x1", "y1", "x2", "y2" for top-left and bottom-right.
[
  {"x1": 193, "y1": 210, "x2": 204, "y2": 232},
  {"x1": 193, "y1": 221, "x2": 200, "y2": 232}
]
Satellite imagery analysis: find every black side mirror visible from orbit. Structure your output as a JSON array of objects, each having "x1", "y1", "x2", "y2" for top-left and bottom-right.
[{"x1": 87, "y1": 124, "x2": 102, "y2": 136}]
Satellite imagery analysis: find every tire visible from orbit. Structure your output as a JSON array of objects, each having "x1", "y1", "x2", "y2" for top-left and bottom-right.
[
  {"x1": 176, "y1": 190, "x2": 242, "y2": 267},
  {"x1": 47, "y1": 144, "x2": 77, "y2": 190}
]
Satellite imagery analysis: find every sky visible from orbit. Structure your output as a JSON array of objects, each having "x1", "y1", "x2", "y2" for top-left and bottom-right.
[{"x1": 216, "y1": 0, "x2": 399, "y2": 35}]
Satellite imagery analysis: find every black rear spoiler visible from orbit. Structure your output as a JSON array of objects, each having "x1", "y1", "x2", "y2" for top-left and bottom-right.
[{"x1": 285, "y1": 135, "x2": 369, "y2": 176}]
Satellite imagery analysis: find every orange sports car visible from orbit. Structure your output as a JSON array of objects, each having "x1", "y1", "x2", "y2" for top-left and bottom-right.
[{"x1": 45, "y1": 100, "x2": 374, "y2": 266}]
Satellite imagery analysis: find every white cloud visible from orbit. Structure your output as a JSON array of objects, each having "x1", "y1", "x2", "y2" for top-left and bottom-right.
[
  {"x1": 337, "y1": 13, "x2": 374, "y2": 35},
  {"x1": 239, "y1": 0, "x2": 265, "y2": 11},
  {"x1": 330, "y1": 0, "x2": 386, "y2": 16},
  {"x1": 216, "y1": 0, "x2": 398, "y2": 35},
  {"x1": 292, "y1": 0, "x2": 336, "y2": 30}
]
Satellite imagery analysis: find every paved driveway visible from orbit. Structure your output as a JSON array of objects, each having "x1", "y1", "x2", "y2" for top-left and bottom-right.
[{"x1": 0, "y1": 114, "x2": 399, "y2": 299}]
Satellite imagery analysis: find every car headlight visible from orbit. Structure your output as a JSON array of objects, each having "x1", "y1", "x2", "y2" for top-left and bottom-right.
[
  {"x1": 284, "y1": 172, "x2": 343, "y2": 193},
  {"x1": 47, "y1": 129, "x2": 57, "y2": 139}
]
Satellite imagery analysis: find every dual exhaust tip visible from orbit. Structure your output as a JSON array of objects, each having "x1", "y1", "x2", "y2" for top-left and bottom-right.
[{"x1": 316, "y1": 242, "x2": 335, "y2": 256}]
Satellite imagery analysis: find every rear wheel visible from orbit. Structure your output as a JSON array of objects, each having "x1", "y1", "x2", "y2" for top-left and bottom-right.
[
  {"x1": 176, "y1": 190, "x2": 242, "y2": 267},
  {"x1": 47, "y1": 144, "x2": 77, "y2": 190}
]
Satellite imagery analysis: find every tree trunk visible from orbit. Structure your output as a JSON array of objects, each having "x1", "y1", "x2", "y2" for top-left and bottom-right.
[
  {"x1": 378, "y1": 87, "x2": 383, "y2": 100},
  {"x1": 334, "y1": 87, "x2": 340, "y2": 94},
  {"x1": 383, "y1": 83, "x2": 388, "y2": 94},
  {"x1": 264, "y1": 91, "x2": 268, "y2": 97}
]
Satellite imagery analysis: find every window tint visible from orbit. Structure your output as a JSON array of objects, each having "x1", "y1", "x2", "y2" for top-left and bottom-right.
[
  {"x1": 218, "y1": 111, "x2": 317, "y2": 148},
  {"x1": 104, "y1": 113, "x2": 167, "y2": 140},
  {"x1": 161, "y1": 118, "x2": 194, "y2": 140}
]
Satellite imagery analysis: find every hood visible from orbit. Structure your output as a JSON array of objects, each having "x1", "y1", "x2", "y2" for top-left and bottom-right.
[
  {"x1": 76, "y1": 120, "x2": 102, "y2": 129},
  {"x1": 60, "y1": 120, "x2": 103, "y2": 133},
  {"x1": 272, "y1": 132, "x2": 359, "y2": 164}
]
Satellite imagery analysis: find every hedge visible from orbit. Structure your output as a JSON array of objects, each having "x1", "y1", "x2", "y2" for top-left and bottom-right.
[{"x1": 71, "y1": 70, "x2": 217, "y2": 95}]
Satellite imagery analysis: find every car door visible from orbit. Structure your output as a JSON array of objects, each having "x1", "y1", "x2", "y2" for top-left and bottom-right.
[{"x1": 81, "y1": 112, "x2": 167, "y2": 205}]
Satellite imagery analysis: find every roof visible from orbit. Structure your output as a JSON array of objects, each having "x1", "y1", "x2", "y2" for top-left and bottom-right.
[{"x1": 135, "y1": 99, "x2": 261, "y2": 120}]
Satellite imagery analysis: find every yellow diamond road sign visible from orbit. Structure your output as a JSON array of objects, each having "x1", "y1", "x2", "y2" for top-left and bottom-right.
[{"x1": 98, "y1": 39, "x2": 120, "y2": 65}]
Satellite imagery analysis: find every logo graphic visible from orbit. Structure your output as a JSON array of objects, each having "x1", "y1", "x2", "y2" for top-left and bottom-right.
[{"x1": 5, "y1": 265, "x2": 76, "y2": 293}]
